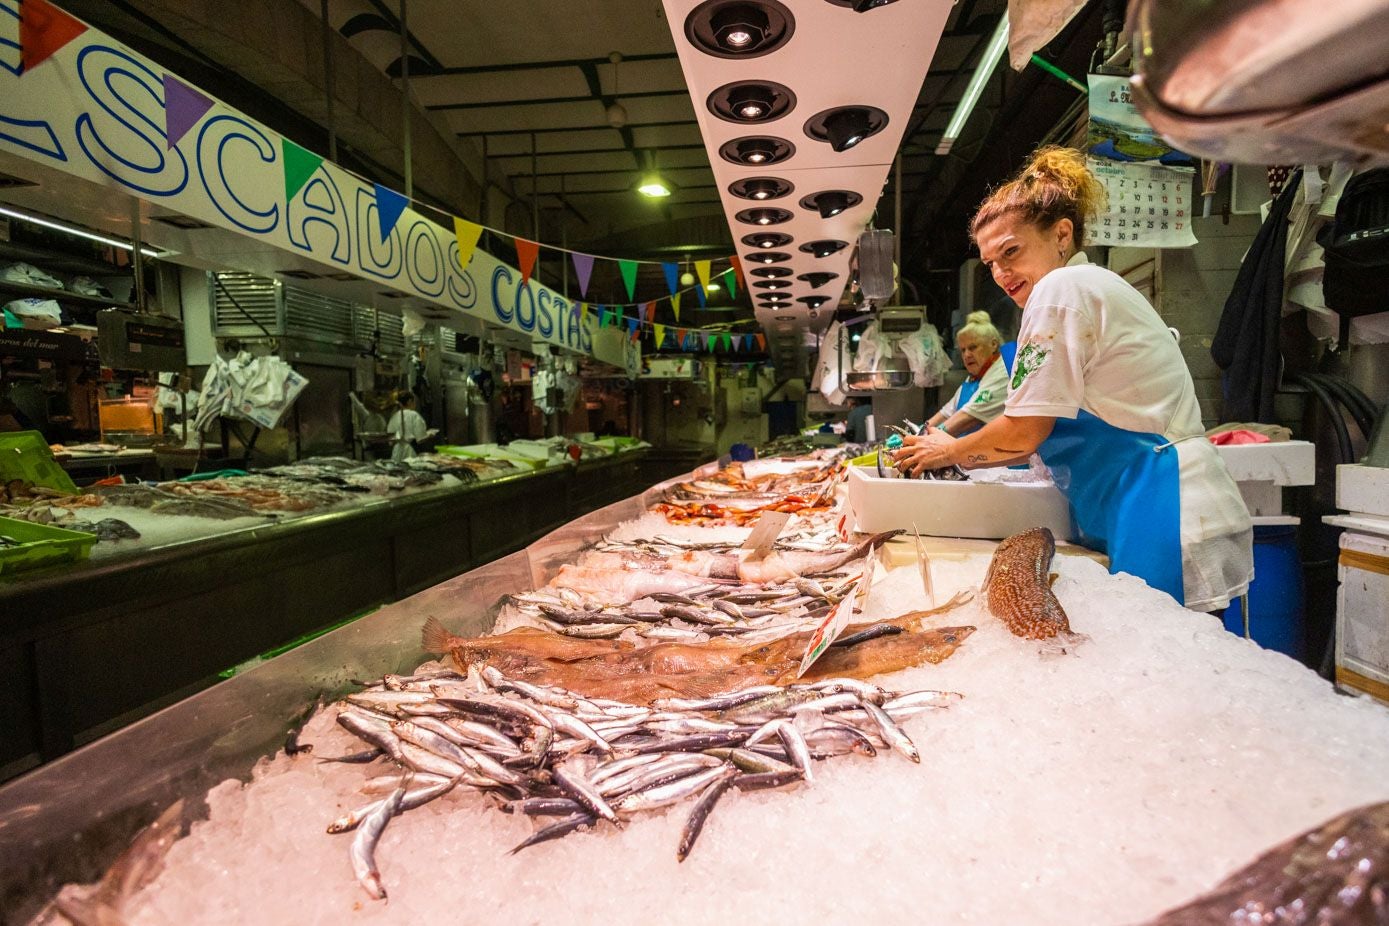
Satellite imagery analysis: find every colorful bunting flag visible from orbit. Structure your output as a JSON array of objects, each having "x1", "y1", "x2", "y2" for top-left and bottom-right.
[
  {"x1": 653, "y1": 324, "x2": 665, "y2": 349},
  {"x1": 598, "y1": 306, "x2": 609, "y2": 328},
  {"x1": 618, "y1": 260, "x2": 639, "y2": 302},
  {"x1": 514, "y1": 238, "x2": 540, "y2": 287},
  {"x1": 723, "y1": 333, "x2": 733, "y2": 352},
  {"x1": 643, "y1": 302, "x2": 656, "y2": 324},
  {"x1": 695, "y1": 259, "x2": 712, "y2": 292},
  {"x1": 729, "y1": 254, "x2": 746, "y2": 290},
  {"x1": 163, "y1": 75, "x2": 214, "y2": 149},
  {"x1": 755, "y1": 333, "x2": 767, "y2": 351},
  {"x1": 743, "y1": 334, "x2": 754, "y2": 352},
  {"x1": 282, "y1": 139, "x2": 324, "y2": 203},
  {"x1": 572, "y1": 252, "x2": 595, "y2": 298},
  {"x1": 372, "y1": 184, "x2": 409, "y2": 244},
  {"x1": 453, "y1": 217, "x2": 484, "y2": 270},
  {"x1": 20, "y1": 0, "x2": 86, "y2": 73},
  {"x1": 662, "y1": 262, "x2": 680, "y2": 297},
  {"x1": 625, "y1": 317, "x2": 639, "y2": 341},
  {"x1": 723, "y1": 266, "x2": 738, "y2": 299},
  {"x1": 670, "y1": 291, "x2": 681, "y2": 322},
  {"x1": 580, "y1": 303, "x2": 590, "y2": 329}
]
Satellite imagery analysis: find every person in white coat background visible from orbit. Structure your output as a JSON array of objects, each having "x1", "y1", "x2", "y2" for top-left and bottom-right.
[{"x1": 386, "y1": 391, "x2": 429, "y2": 462}]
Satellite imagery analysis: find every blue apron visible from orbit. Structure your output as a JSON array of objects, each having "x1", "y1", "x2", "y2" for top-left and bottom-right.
[
  {"x1": 956, "y1": 341, "x2": 1018, "y2": 407},
  {"x1": 1038, "y1": 410, "x2": 1186, "y2": 605}
]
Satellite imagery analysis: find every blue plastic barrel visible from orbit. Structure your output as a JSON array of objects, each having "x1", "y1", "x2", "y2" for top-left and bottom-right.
[{"x1": 1221, "y1": 525, "x2": 1305, "y2": 659}]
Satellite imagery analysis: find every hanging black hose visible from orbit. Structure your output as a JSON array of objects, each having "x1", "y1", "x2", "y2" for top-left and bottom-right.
[
  {"x1": 1291, "y1": 373, "x2": 1354, "y2": 465},
  {"x1": 1302, "y1": 372, "x2": 1374, "y2": 439}
]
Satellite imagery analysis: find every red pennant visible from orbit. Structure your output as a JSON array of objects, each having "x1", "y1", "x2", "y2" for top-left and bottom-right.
[
  {"x1": 514, "y1": 238, "x2": 540, "y2": 287},
  {"x1": 644, "y1": 302, "x2": 656, "y2": 324},
  {"x1": 21, "y1": 0, "x2": 88, "y2": 72},
  {"x1": 755, "y1": 333, "x2": 766, "y2": 351},
  {"x1": 729, "y1": 254, "x2": 746, "y2": 289}
]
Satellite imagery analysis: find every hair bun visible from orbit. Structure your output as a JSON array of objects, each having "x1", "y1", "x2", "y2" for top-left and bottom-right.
[{"x1": 965, "y1": 310, "x2": 992, "y2": 326}]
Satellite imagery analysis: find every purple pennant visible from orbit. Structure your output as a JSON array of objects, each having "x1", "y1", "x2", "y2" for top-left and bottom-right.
[
  {"x1": 662, "y1": 262, "x2": 680, "y2": 296},
  {"x1": 163, "y1": 74, "x2": 214, "y2": 149},
  {"x1": 572, "y1": 252, "x2": 595, "y2": 298}
]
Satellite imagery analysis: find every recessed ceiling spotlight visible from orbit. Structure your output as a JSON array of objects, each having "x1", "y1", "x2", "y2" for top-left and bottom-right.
[
  {"x1": 797, "y1": 271, "x2": 840, "y2": 288},
  {"x1": 709, "y1": 81, "x2": 796, "y2": 124},
  {"x1": 719, "y1": 136, "x2": 795, "y2": 166},
  {"x1": 747, "y1": 251, "x2": 791, "y2": 264},
  {"x1": 800, "y1": 239, "x2": 848, "y2": 258},
  {"x1": 729, "y1": 177, "x2": 793, "y2": 201},
  {"x1": 804, "y1": 105, "x2": 888, "y2": 152},
  {"x1": 742, "y1": 232, "x2": 792, "y2": 249},
  {"x1": 799, "y1": 189, "x2": 863, "y2": 218},
  {"x1": 735, "y1": 207, "x2": 793, "y2": 226},
  {"x1": 750, "y1": 266, "x2": 794, "y2": 278},
  {"x1": 685, "y1": 0, "x2": 795, "y2": 59},
  {"x1": 754, "y1": 280, "x2": 790, "y2": 289},
  {"x1": 797, "y1": 295, "x2": 830, "y2": 308}
]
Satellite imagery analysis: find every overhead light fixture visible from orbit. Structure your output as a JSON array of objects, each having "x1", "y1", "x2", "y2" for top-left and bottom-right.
[
  {"x1": 804, "y1": 106, "x2": 888, "y2": 152},
  {"x1": 685, "y1": 0, "x2": 794, "y2": 59},
  {"x1": 708, "y1": 81, "x2": 795, "y2": 124},
  {"x1": 748, "y1": 251, "x2": 791, "y2": 264},
  {"x1": 0, "y1": 205, "x2": 161, "y2": 258},
  {"x1": 824, "y1": 0, "x2": 900, "y2": 9},
  {"x1": 680, "y1": 262, "x2": 696, "y2": 286},
  {"x1": 799, "y1": 190, "x2": 862, "y2": 219},
  {"x1": 606, "y1": 101, "x2": 629, "y2": 128},
  {"x1": 637, "y1": 172, "x2": 674, "y2": 197},
  {"x1": 729, "y1": 177, "x2": 793, "y2": 201},
  {"x1": 742, "y1": 232, "x2": 792, "y2": 249},
  {"x1": 719, "y1": 136, "x2": 794, "y2": 166},
  {"x1": 797, "y1": 296, "x2": 830, "y2": 308},
  {"x1": 801, "y1": 239, "x2": 848, "y2": 258},
  {"x1": 735, "y1": 207, "x2": 793, "y2": 226},
  {"x1": 751, "y1": 266, "x2": 794, "y2": 278},
  {"x1": 797, "y1": 271, "x2": 839, "y2": 288},
  {"x1": 707, "y1": 281, "x2": 721, "y2": 292},
  {"x1": 936, "y1": 10, "x2": 1010, "y2": 156},
  {"x1": 754, "y1": 280, "x2": 790, "y2": 290}
]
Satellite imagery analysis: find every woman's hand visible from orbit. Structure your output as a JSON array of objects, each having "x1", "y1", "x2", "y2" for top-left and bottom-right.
[{"x1": 891, "y1": 429, "x2": 958, "y2": 476}]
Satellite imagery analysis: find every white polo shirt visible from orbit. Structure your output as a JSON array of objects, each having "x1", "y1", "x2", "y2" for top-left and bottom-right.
[
  {"x1": 1006, "y1": 253, "x2": 1253, "y2": 611},
  {"x1": 937, "y1": 354, "x2": 1010, "y2": 423}
]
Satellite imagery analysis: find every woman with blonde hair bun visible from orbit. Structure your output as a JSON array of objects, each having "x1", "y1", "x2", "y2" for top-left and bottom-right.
[
  {"x1": 893, "y1": 146, "x2": 1252, "y2": 613},
  {"x1": 926, "y1": 310, "x2": 1015, "y2": 435}
]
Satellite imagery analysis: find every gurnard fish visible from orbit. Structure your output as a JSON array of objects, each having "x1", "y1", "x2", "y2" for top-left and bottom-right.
[
  {"x1": 1141, "y1": 800, "x2": 1389, "y2": 924},
  {"x1": 982, "y1": 527, "x2": 1072, "y2": 639}
]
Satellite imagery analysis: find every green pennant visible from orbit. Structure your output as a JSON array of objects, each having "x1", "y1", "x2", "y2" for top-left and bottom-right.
[
  {"x1": 618, "y1": 259, "x2": 639, "y2": 302},
  {"x1": 282, "y1": 139, "x2": 324, "y2": 202},
  {"x1": 723, "y1": 266, "x2": 737, "y2": 299}
]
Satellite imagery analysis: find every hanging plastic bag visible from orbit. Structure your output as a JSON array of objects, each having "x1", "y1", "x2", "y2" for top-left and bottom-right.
[{"x1": 899, "y1": 322, "x2": 951, "y2": 387}]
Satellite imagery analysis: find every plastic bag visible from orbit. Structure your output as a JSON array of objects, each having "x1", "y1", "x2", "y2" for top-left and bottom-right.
[
  {"x1": 4, "y1": 297, "x2": 62, "y2": 330},
  {"x1": 899, "y1": 323, "x2": 950, "y2": 387}
]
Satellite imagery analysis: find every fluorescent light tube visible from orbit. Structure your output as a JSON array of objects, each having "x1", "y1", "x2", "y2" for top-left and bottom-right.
[{"x1": 936, "y1": 11, "x2": 1011, "y2": 156}]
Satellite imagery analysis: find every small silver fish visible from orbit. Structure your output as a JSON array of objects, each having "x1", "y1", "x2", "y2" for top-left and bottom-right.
[{"x1": 350, "y1": 786, "x2": 404, "y2": 900}]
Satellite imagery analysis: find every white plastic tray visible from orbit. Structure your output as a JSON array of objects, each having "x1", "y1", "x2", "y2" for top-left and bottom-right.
[{"x1": 846, "y1": 465, "x2": 1076, "y2": 541}]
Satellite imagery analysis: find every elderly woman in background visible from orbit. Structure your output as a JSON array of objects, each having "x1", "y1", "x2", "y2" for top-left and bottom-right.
[{"x1": 926, "y1": 310, "x2": 1015, "y2": 436}]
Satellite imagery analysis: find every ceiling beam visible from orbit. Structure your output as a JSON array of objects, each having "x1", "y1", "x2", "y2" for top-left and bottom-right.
[
  {"x1": 419, "y1": 51, "x2": 678, "y2": 77},
  {"x1": 428, "y1": 88, "x2": 687, "y2": 112},
  {"x1": 457, "y1": 119, "x2": 698, "y2": 139},
  {"x1": 492, "y1": 143, "x2": 706, "y2": 161}
]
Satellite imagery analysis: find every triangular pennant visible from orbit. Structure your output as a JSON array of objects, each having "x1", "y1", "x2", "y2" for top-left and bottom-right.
[
  {"x1": 743, "y1": 334, "x2": 754, "y2": 352},
  {"x1": 694, "y1": 283, "x2": 706, "y2": 310},
  {"x1": 163, "y1": 74, "x2": 214, "y2": 149},
  {"x1": 598, "y1": 306, "x2": 610, "y2": 328},
  {"x1": 625, "y1": 317, "x2": 639, "y2": 341},
  {"x1": 644, "y1": 302, "x2": 656, "y2": 324},
  {"x1": 662, "y1": 262, "x2": 680, "y2": 296},
  {"x1": 653, "y1": 324, "x2": 665, "y2": 349},
  {"x1": 729, "y1": 254, "x2": 746, "y2": 289},
  {"x1": 20, "y1": 0, "x2": 87, "y2": 72},
  {"x1": 755, "y1": 333, "x2": 766, "y2": 351},
  {"x1": 670, "y1": 291, "x2": 681, "y2": 322},
  {"x1": 572, "y1": 252, "x2": 595, "y2": 298},
  {"x1": 453, "y1": 217, "x2": 484, "y2": 270},
  {"x1": 723, "y1": 266, "x2": 738, "y2": 299},
  {"x1": 282, "y1": 139, "x2": 324, "y2": 202},
  {"x1": 514, "y1": 238, "x2": 540, "y2": 287},
  {"x1": 695, "y1": 259, "x2": 712, "y2": 292},
  {"x1": 373, "y1": 184, "x2": 409, "y2": 244},
  {"x1": 579, "y1": 303, "x2": 590, "y2": 328},
  {"x1": 618, "y1": 259, "x2": 639, "y2": 302},
  {"x1": 723, "y1": 333, "x2": 733, "y2": 351}
]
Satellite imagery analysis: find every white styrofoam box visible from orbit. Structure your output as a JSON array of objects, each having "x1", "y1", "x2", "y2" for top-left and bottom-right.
[
  {"x1": 1337, "y1": 464, "x2": 1389, "y2": 519},
  {"x1": 1336, "y1": 529, "x2": 1389, "y2": 701},
  {"x1": 846, "y1": 465, "x2": 1075, "y2": 541},
  {"x1": 1214, "y1": 440, "x2": 1315, "y2": 486},
  {"x1": 1237, "y1": 481, "x2": 1284, "y2": 517}
]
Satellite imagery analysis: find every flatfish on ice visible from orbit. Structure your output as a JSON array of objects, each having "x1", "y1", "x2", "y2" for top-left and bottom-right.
[{"x1": 982, "y1": 527, "x2": 1072, "y2": 639}]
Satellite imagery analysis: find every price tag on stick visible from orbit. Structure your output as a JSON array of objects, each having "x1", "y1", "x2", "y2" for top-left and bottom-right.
[
  {"x1": 913, "y1": 523, "x2": 935, "y2": 608},
  {"x1": 796, "y1": 566, "x2": 872, "y2": 678},
  {"x1": 740, "y1": 510, "x2": 791, "y2": 562}
]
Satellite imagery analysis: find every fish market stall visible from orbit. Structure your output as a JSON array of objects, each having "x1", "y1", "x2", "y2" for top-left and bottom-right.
[
  {"x1": 2, "y1": 452, "x2": 1388, "y2": 926},
  {"x1": 0, "y1": 445, "x2": 649, "y2": 781}
]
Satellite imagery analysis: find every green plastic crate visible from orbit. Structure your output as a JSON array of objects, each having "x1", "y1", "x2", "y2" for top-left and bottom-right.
[
  {"x1": 0, "y1": 516, "x2": 97, "y2": 577},
  {"x1": 0, "y1": 430, "x2": 78, "y2": 495}
]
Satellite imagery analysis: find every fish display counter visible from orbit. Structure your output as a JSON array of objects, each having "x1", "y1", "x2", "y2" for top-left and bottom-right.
[
  {"x1": 0, "y1": 444, "x2": 650, "y2": 782},
  {"x1": 2, "y1": 450, "x2": 1388, "y2": 925}
]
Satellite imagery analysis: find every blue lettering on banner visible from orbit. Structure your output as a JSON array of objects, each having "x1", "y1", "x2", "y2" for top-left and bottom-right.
[
  {"x1": 287, "y1": 173, "x2": 350, "y2": 265},
  {"x1": 404, "y1": 220, "x2": 445, "y2": 297},
  {"x1": 443, "y1": 240, "x2": 476, "y2": 311},
  {"x1": 491, "y1": 266, "x2": 514, "y2": 323},
  {"x1": 566, "y1": 304, "x2": 581, "y2": 350},
  {"x1": 0, "y1": 115, "x2": 66, "y2": 161},
  {"x1": 580, "y1": 312, "x2": 593, "y2": 352},
  {"x1": 515, "y1": 281, "x2": 536, "y2": 332},
  {"x1": 197, "y1": 115, "x2": 278, "y2": 234},
  {"x1": 74, "y1": 45, "x2": 188, "y2": 196},
  {"x1": 356, "y1": 188, "x2": 401, "y2": 280},
  {"x1": 536, "y1": 289, "x2": 554, "y2": 338},
  {"x1": 0, "y1": 1, "x2": 20, "y2": 77}
]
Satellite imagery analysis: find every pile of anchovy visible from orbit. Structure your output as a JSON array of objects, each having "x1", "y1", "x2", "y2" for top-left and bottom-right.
[{"x1": 324, "y1": 664, "x2": 961, "y2": 899}]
